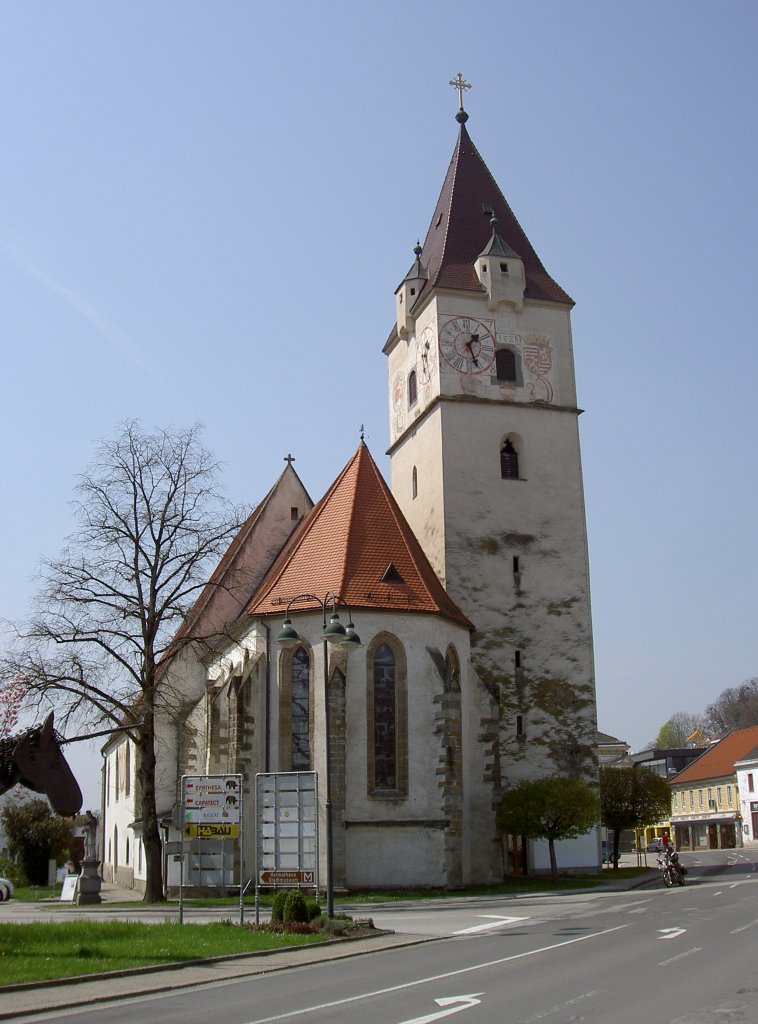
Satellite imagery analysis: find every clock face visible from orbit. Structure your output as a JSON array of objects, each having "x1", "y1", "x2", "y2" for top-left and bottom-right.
[
  {"x1": 439, "y1": 316, "x2": 495, "y2": 373},
  {"x1": 417, "y1": 325, "x2": 436, "y2": 383}
]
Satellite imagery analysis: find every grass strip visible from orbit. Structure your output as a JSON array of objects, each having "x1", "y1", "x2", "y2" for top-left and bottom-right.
[{"x1": 0, "y1": 921, "x2": 327, "y2": 985}]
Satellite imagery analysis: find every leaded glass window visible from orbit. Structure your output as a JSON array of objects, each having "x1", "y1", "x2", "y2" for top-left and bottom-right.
[
  {"x1": 374, "y1": 643, "x2": 396, "y2": 789},
  {"x1": 291, "y1": 647, "x2": 310, "y2": 770}
]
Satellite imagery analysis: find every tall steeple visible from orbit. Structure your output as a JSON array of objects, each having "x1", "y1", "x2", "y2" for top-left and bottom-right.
[{"x1": 419, "y1": 118, "x2": 573, "y2": 305}]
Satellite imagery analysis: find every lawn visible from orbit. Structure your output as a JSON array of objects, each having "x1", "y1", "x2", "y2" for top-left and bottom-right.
[{"x1": 0, "y1": 921, "x2": 328, "y2": 985}]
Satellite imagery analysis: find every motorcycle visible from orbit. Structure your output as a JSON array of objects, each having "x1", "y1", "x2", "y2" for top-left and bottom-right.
[{"x1": 657, "y1": 849, "x2": 686, "y2": 886}]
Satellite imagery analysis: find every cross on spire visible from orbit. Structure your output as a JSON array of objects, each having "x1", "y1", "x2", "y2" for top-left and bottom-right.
[
  {"x1": 283, "y1": 453, "x2": 296, "y2": 466},
  {"x1": 449, "y1": 72, "x2": 471, "y2": 111}
]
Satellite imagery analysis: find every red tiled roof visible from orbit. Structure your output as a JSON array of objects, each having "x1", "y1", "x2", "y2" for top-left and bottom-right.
[
  {"x1": 417, "y1": 123, "x2": 573, "y2": 307},
  {"x1": 670, "y1": 726, "x2": 758, "y2": 784},
  {"x1": 245, "y1": 444, "x2": 472, "y2": 629}
]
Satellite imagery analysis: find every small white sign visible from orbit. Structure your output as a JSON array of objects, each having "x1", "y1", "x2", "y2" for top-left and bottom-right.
[{"x1": 60, "y1": 875, "x2": 78, "y2": 902}]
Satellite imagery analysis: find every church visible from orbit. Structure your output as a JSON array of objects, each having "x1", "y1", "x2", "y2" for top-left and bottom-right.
[{"x1": 101, "y1": 85, "x2": 599, "y2": 892}]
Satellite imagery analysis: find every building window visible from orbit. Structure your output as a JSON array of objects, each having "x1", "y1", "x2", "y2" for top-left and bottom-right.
[
  {"x1": 749, "y1": 773, "x2": 755, "y2": 793},
  {"x1": 728, "y1": 786, "x2": 733, "y2": 806},
  {"x1": 698, "y1": 789, "x2": 703, "y2": 808},
  {"x1": 516, "y1": 714, "x2": 524, "y2": 737},
  {"x1": 514, "y1": 650, "x2": 522, "y2": 669},
  {"x1": 716, "y1": 786, "x2": 722, "y2": 805},
  {"x1": 500, "y1": 439, "x2": 519, "y2": 479},
  {"x1": 291, "y1": 647, "x2": 311, "y2": 771},
  {"x1": 125, "y1": 744, "x2": 130, "y2": 798},
  {"x1": 496, "y1": 348, "x2": 517, "y2": 383},
  {"x1": 408, "y1": 370, "x2": 418, "y2": 408},
  {"x1": 373, "y1": 644, "x2": 396, "y2": 789},
  {"x1": 412, "y1": 466, "x2": 418, "y2": 499},
  {"x1": 689, "y1": 790, "x2": 694, "y2": 809},
  {"x1": 367, "y1": 634, "x2": 408, "y2": 796}
]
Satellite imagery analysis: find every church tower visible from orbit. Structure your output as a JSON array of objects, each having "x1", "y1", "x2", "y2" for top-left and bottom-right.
[{"x1": 385, "y1": 81, "x2": 598, "y2": 866}]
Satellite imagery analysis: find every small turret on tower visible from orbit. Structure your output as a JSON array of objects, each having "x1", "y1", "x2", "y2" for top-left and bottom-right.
[
  {"x1": 474, "y1": 214, "x2": 526, "y2": 312},
  {"x1": 394, "y1": 241, "x2": 428, "y2": 339}
]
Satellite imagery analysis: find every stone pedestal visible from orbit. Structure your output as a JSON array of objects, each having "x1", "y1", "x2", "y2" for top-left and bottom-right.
[{"x1": 75, "y1": 858, "x2": 102, "y2": 904}]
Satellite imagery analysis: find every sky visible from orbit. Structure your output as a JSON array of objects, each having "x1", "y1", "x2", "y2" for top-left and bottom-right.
[{"x1": 1, "y1": 1, "x2": 756, "y2": 810}]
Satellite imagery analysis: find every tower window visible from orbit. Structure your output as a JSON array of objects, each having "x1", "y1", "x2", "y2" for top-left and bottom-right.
[
  {"x1": 516, "y1": 714, "x2": 524, "y2": 737},
  {"x1": 500, "y1": 439, "x2": 519, "y2": 479},
  {"x1": 496, "y1": 348, "x2": 517, "y2": 383},
  {"x1": 412, "y1": 465, "x2": 418, "y2": 499},
  {"x1": 514, "y1": 650, "x2": 521, "y2": 669},
  {"x1": 512, "y1": 556, "x2": 520, "y2": 574},
  {"x1": 408, "y1": 370, "x2": 418, "y2": 408},
  {"x1": 290, "y1": 507, "x2": 298, "y2": 521},
  {"x1": 500, "y1": 262, "x2": 509, "y2": 274}
]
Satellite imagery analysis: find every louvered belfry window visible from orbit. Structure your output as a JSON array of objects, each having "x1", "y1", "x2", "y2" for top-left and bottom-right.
[
  {"x1": 496, "y1": 348, "x2": 517, "y2": 382},
  {"x1": 500, "y1": 439, "x2": 519, "y2": 479},
  {"x1": 373, "y1": 643, "x2": 397, "y2": 789}
]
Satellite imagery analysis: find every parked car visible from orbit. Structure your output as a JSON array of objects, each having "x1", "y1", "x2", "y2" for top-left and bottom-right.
[
  {"x1": 647, "y1": 838, "x2": 665, "y2": 852},
  {"x1": 0, "y1": 877, "x2": 14, "y2": 901}
]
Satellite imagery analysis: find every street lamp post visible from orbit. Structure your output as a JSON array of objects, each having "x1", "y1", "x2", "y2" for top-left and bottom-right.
[{"x1": 275, "y1": 593, "x2": 361, "y2": 918}]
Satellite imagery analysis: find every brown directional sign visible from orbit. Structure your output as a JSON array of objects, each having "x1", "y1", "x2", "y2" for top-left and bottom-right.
[{"x1": 259, "y1": 870, "x2": 316, "y2": 885}]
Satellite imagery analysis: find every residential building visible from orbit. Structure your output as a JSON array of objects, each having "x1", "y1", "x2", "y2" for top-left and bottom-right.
[{"x1": 669, "y1": 726, "x2": 758, "y2": 850}]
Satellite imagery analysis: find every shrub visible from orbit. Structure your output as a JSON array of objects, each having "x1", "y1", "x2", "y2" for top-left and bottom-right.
[
  {"x1": 283, "y1": 889, "x2": 309, "y2": 923},
  {"x1": 306, "y1": 897, "x2": 321, "y2": 921},
  {"x1": 0, "y1": 855, "x2": 27, "y2": 888},
  {"x1": 271, "y1": 889, "x2": 290, "y2": 923}
]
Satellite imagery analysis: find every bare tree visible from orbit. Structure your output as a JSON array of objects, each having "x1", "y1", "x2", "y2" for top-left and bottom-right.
[
  {"x1": 654, "y1": 711, "x2": 703, "y2": 748},
  {"x1": 3, "y1": 421, "x2": 243, "y2": 901},
  {"x1": 705, "y1": 678, "x2": 758, "y2": 737}
]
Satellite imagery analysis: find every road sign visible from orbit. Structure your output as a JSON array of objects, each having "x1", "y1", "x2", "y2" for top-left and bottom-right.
[
  {"x1": 183, "y1": 775, "x2": 241, "y2": 823},
  {"x1": 258, "y1": 869, "x2": 316, "y2": 885},
  {"x1": 183, "y1": 822, "x2": 239, "y2": 839}
]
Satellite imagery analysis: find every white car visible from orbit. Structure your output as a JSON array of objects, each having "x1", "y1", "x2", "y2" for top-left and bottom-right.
[{"x1": 0, "y1": 877, "x2": 14, "y2": 901}]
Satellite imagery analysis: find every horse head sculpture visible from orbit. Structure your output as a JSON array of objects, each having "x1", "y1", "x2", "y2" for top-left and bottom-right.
[{"x1": 0, "y1": 712, "x2": 83, "y2": 816}]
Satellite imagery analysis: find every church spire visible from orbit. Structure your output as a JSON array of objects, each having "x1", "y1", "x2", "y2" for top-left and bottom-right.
[{"x1": 418, "y1": 106, "x2": 572, "y2": 306}]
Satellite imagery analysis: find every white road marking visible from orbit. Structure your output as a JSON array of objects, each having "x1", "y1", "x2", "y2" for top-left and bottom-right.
[
  {"x1": 453, "y1": 915, "x2": 529, "y2": 934},
  {"x1": 730, "y1": 919, "x2": 758, "y2": 934},
  {"x1": 398, "y1": 994, "x2": 482, "y2": 1024},
  {"x1": 658, "y1": 947, "x2": 702, "y2": 966},
  {"x1": 657, "y1": 927, "x2": 686, "y2": 940}
]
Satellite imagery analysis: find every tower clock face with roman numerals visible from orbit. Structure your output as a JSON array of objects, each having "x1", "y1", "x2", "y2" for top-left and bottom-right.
[{"x1": 439, "y1": 316, "x2": 496, "y2": 374}]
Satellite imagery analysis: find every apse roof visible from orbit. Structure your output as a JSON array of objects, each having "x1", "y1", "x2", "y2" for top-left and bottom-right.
[{"x1": 244, "y1": 443, "x2": 471, "y2": 629}]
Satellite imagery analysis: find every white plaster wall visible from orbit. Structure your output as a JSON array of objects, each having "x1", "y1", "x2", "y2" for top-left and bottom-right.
[
  {"x1": 346, "y1": 825, "x2": 446, "y2": 888},
  {"x1": 736, "y1": 759, "x2": 758, "y2": 846}
]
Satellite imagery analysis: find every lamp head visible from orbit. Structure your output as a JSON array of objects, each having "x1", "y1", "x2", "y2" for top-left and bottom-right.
[
  {"x1": 276, "y1": 617, "x2": 301, "y2": 648},
  {"x1": 322, "y1": 611, "x2": 347, "y2": 644},
  {"x1": 342, "y1": 620, "x2": 363, "y2": 649}
]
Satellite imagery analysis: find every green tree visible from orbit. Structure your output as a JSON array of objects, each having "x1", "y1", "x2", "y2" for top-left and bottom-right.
[
  {"x1": 0, "y1": 798, "x2": 73, "y2": 885},
  {"x1": 3, "y1": 421, "x2": 242, "y2": 901},
  {"x1": 599, "y1": 766, "x2": 671, "y2": 867},
  {"x1": 498, "y1": 776, "x2": 599, "y2": 881}
]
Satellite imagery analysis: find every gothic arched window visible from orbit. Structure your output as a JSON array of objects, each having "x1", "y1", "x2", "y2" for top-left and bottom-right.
[
  {"x1": 291, "y1": 647, "x2": 310, "y2": 770},
  {"x1": 373, "y1": 643, "x2": 396, "y2": 789},
  {"x1": 500, "y1": 438, "x2": 520, "y2": 479},
  {"x1": 496, "y1": 348, "x2": 517, "y2": 383}
]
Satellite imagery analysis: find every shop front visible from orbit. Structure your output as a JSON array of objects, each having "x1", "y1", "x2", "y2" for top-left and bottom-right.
[{"x1": 671, "y1": 812, "x2": 741, "y2": 850}]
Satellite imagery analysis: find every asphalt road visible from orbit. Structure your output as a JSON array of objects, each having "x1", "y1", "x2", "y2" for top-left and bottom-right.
[{"x1": 2, "y1": 848, "x2": 757, "y2": 1024}]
